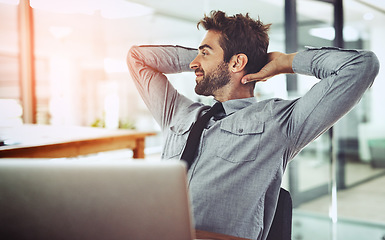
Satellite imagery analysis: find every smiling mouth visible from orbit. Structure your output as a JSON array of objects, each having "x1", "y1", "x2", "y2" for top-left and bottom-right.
[
  {"x1": 195, "y1": 74, "x2": 203, "y2": 83},
  {"x1": 195, "y1": 70, "x2": 204, "y2": 79}
]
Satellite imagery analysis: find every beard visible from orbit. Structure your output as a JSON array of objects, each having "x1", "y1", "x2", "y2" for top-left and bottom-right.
[{"x1": 194, "y1": 62, "x2": 231, "y2": 96}]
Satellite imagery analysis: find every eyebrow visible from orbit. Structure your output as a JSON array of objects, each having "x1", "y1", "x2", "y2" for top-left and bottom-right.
[{"x1": 198, "y1": 44, "x2": 213, "y2": 50}]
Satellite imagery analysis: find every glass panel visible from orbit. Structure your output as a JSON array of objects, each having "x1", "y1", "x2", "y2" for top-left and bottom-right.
[
  {"x1": 281, "y1": 1, "x2": 335, "y2": 239},
  {"x1": 337, "y1": 0, "x2": 385, "y2": 239},
  {"x1": 291, "y1": 1, "x2": 385, "y2": 239}
]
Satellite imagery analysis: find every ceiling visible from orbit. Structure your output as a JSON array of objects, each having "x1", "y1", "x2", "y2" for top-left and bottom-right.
[
  {"x1": 1, "y1": 0, "x2": 384, "y2": 60},
  {"x1": 121, "y1": 0, "x2": 385, "y2": 50},
  {"x1": 127, "y1": 0, "x2": 285, "y2": 25},
  {"x1": 127, "y1": 0, "x2": 385, "y2": 27}
]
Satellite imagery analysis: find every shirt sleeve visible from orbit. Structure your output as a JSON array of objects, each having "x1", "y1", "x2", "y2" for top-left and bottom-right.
[
  {"x1": 126, "y1": 45, "x2": 198, "y2": 130},
  {"x1": 287, "y1": 47, "x2": 380, "y2": 158}
]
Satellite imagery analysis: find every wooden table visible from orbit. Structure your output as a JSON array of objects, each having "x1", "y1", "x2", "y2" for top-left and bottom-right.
[
  {"x1": 0, "y1": 124, "x2": 156, "y2": 159},
  {"x1": 195, "y1": 230, "x2": 251, "y2": 240}
]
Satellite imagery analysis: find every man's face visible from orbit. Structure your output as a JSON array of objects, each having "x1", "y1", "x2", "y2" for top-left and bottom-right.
[{"x1": 190, "y1": 30, "x2": 231, "y2": 96}]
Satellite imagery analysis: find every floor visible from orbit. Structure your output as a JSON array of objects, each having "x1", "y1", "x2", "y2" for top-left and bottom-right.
[
  {"x1": 297, "y1": 173, "x2": 385, "y2": 224},
  {"x1": 292, "y1": 152, "x2": 385, "y2": 225}
]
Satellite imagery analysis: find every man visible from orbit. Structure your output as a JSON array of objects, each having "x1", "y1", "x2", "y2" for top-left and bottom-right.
[{"x1": 127, "y1": 11, "x2": 379, "y2": 240}]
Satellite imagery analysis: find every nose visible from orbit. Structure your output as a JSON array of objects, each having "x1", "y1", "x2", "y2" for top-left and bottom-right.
[{"x1": 189, "y1": 55, "x2": 200, "y2": 70}]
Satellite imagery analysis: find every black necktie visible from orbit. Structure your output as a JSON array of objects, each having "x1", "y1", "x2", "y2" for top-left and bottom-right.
[{"x1": 181, "y1": 102, "x2": 224, "y2": 170}]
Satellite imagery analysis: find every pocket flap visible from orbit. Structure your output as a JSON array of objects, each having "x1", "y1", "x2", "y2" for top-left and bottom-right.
[
  {"x1": 220, "y1": 121, "x2": 264, "y2": 135},
  {"x1": 170, "y1": 122, "x2": 193, "y2": 135}
]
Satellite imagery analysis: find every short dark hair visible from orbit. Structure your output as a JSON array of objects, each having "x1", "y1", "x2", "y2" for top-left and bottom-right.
[{"x1": 197, "y1": 10, "x2": 271, "y2": 75}]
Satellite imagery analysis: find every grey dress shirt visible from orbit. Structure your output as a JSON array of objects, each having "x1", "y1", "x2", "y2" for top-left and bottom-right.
[{"x1": 127, "y1": 45, "x2": 379, "y2": 240}]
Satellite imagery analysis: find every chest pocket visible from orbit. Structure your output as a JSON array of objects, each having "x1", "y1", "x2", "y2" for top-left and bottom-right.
[
  {"x1": 216, "y1": 120, "x2": 264, "y2": 163},
  {"x1": 161, "y1": 122, "x2": 192, "y2": 160}
]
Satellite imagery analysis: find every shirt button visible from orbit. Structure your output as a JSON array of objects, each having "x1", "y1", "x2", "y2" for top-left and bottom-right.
[{"x1": 238, "y1": 128, "x2": 243, "y2": 133}]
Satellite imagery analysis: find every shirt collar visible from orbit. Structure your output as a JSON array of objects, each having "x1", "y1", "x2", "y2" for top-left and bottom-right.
[{"x1": 220, "y1": 97, "x2": 257, "y2": 116}]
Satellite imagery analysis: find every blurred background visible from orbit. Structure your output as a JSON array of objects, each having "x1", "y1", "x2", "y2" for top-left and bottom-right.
[{"x1": 0, "y1": 0, "x2": 384, "y2": 239}]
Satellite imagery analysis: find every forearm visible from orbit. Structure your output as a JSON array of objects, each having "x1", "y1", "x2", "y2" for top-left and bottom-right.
[
  {"x1": 293, "y1": 47, "x2": 379, "y2": 82},
  {"x1": 127, "y1": 45, "x2": 197, "y2": 75},
  {"x1": 126, "y1": 45, "x2": 197, "y2": 129},
  {"x1": 278, "y1": 52, "x2": 296, "y2": 74}
]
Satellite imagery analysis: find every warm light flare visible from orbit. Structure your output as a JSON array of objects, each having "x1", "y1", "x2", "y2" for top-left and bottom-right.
[
  {"x1": 0, "y1": 0, "x2": 19, "y2": 5},
  {"x1": 0, "y1": 99, "x2": 23, "y2": 127},
  {"x1": 104, "y1": 58, "x2": 127, "y2": 73},
  {"x1": 103, "y1": 82, "x2": 120, "y2": 129},
  {"x1": 29, "y1": 0, "x2": 154, "y2": 18}
]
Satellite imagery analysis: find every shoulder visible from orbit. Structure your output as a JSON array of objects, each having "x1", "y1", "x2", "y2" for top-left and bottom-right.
[
  {"x1": 170, "y1": 102, "x2": 208, "y2": 125},
  {"x1": 237, "y1": 98, "x2": 299, "y2": 120}
]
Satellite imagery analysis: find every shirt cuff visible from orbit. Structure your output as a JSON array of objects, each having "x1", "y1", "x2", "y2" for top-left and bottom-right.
[{"x1": 291, "y1": 46, "x2": 319, "y2": 76}]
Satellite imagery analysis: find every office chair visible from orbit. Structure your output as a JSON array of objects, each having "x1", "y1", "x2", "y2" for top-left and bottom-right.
[{"x1": 266, "y1": 188, "x2": 292, "y2": 240}]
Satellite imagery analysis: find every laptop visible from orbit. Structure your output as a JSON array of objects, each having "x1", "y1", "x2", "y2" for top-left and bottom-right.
[{"x1": 0, "y1": 159, "x2": 196, "y2": 240}]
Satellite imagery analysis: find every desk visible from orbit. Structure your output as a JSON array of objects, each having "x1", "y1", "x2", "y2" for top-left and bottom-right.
[
  {"x1": 196, "y1": 230, "x2": 251, "y2": 240},
  {"x1": 0, "y1": 124, "x2": 156, "y2": 159}
]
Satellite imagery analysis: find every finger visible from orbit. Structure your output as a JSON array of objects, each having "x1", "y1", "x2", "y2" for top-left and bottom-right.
[
  {"x1": 241, "y1": 75, "x2": 265, "y2": 84},
  {"x1": 242, "y1": 68, "x2": 270, "y2": 84}
]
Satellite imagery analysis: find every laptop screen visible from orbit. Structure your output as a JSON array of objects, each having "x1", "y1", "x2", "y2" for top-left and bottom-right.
[{"x1": 0, "y1": 159, "x2": 195, "y2": 240}]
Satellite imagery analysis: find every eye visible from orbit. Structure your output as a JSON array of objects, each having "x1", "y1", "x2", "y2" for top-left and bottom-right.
[{"x1": 201, "y1": 50, "x2": 208, "y2": 56}]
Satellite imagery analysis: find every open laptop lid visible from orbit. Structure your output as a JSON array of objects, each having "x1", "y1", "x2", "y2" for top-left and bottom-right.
[{"x1": 0, "y1": 159, "x2": 195, "y2": 240}]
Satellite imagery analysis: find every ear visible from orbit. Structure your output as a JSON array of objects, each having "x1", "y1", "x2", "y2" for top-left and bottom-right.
[{"x1": 229, "y1": 53, "x2": 248, "y2": 73}]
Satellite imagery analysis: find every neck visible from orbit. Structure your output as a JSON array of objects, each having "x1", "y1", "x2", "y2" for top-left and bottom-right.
[{"x1": 213, "y1": 82, "x2": 254, "y2": 102}]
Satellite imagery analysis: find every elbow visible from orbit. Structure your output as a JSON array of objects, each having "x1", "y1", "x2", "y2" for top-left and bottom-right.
[
  {"x1": 361, "y1": 51, "x2": 380, "y2": 86},
  {"x1": 126, "y1": 45, "x2": 144, "y2": 84},
  {"x1": 126, "y1": 45, "x2": 140, "y2": 68}
]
